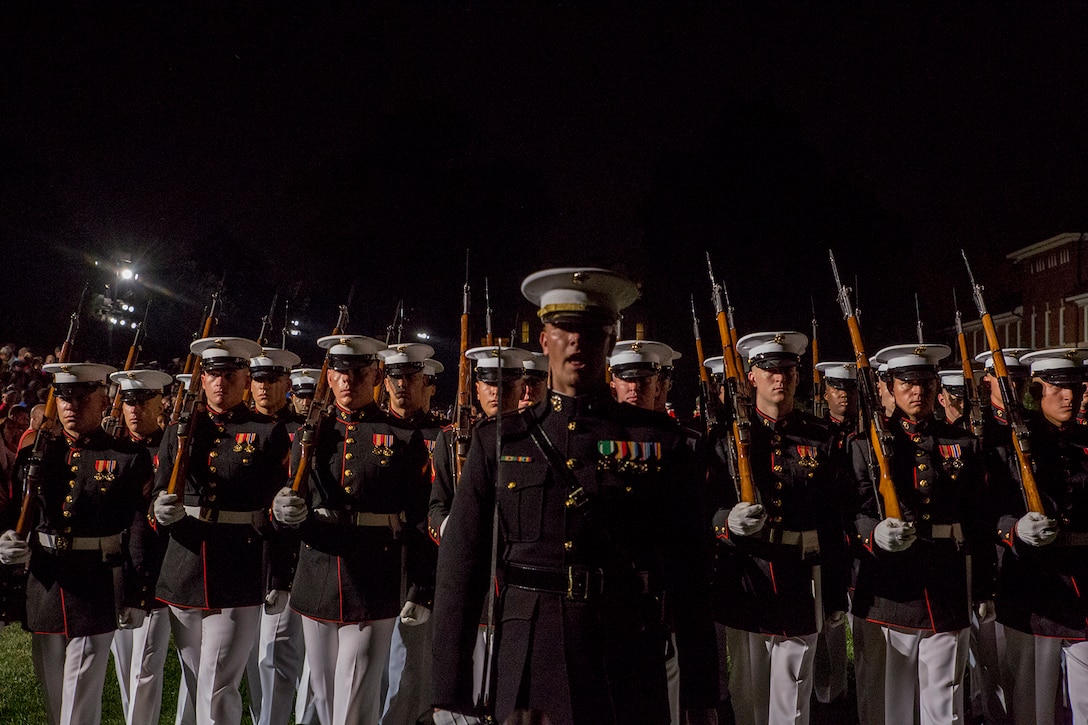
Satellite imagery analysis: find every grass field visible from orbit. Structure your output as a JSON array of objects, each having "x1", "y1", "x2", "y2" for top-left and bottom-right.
[{"x1": 0, "y1": 624, "x2": 262, "y2": 725}]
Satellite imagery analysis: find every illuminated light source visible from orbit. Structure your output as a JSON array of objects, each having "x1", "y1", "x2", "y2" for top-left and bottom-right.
[
  {"x1": 120, "y1": 268, "x2": 134, "y2": 280},
  {"x1": 416, "y1": 332, "x2": 430, "y2": 340}
]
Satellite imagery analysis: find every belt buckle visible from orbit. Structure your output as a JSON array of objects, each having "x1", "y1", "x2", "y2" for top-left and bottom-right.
[
  {"x1": 566, "y1": 486, "x2": 589, "y2": 509},
  {"x1": 200, "y1": 506, "x2": 217, "y2": 523},
  {"x1": 567, "y1": 565, "x2": 599, "y2": 601},
  {"x1": 54, "y1": 535, "x2": 71, "y2": 552}
]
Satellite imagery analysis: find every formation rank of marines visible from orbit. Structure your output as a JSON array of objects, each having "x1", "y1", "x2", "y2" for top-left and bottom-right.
[{"x1": 5, "y1": 255, "x2": 1088, "y2": 725}]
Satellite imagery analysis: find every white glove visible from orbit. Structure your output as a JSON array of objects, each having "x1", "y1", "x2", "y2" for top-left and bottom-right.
[
  {"x1": 400, "y1": 600, "x2": 431, "y2": 626},
  {"x1": 272, "y1": 487, "x2": 308, "y2": 526},
  {"x1": 825, "y1": 610, "x2": 846, "y2": 628},
  {"x1": 727, "y1": 502, "x2": 766, "y2": 537},
  {"x1": 976, "y1": 600, "x2": 996, "y2": 625},
  {"x1": 432, "y1": 710, "x2": 483, "y2": 725},
  {"x1": 264, "y1": 589, "x2": 288, "y2": 615},
  {"x1": 873, "y1": 517, "x2": 916, "y2": 552},
  {"x1": 0, "y1": 530, "x2": 30, "y2": 565},
  {"x1": 153, "y1": 493, "x2": 185, "y2": 526},
  {"x1": 440, "y1": 516, "x2": 449, "y2": 539},
  {"x1": 117, "y1": 607, "x2": 146, "y2": 630},
  {"x1": 1016, "y1": 511, "x2": 1058, "y2": 547}
]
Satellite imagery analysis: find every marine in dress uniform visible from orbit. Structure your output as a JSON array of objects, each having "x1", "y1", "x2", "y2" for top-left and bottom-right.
[
  {"x1": 379, "y1": 341, "x2": 447, "y2": 725},
  {"x1": 655, "y1": 344, "x2": 682, "y2": 415},
  {"x1": 432, "y1": 268, "x2": 719, "y2": 725},
  {"x1": 609, "y1": 340, "x2": 671, "y2": 411},
  {"x1": 0, "y1": 363, "x2": 153, "y2": 725},
  {"x1": 850, "y1": 344, "x2": 995, "y2": 725},
  {"x1": 937, "y1": 369, "x2": 967, "y2": 427},
  {"x1": 709, "y1": 332, "x2": 848, "y2": 725},
  {"x1": 422, "y1": 358, "x2": 444, "y2": 415},
  {"x1": 520, "y1": 351, "x2": 550, "y2": 409},
  {"x1": 289, "y1": 368, "x2": 321, "y2": 418},
  {"x1": 150, "y1": 337, "x2": 291, "y2": 725},
  {"x1": 243, "y1": 347, "x2": 307, "y2": 725},
  {"x1": 811, "y1": 361, "x2": 858, "y2": 706},
  {"x1": 109, "y1": 368, "x2": 198, "y2": 725},
  {"x1": 992, "y1": 348, "x2": 1088, "y2": 724},
  {"x1": 271, "y1": 334, "x2": 432, "y2": 725}
]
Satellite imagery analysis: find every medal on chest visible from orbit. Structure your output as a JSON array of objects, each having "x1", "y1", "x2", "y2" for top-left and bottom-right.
[
  {"x1": 234, "y1": 432, "x2": 257, "y2": 453},
  {"x1": 94, "y1": 459, "x2": 117, "y2": 481}
]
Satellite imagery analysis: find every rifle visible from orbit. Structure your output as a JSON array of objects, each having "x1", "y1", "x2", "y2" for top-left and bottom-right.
[
  {"x1": 454, "y1": 252, "x2": 473, "y2": 478},
  {"x1": 376, "y1": 300, "x2": 404, "y2": 409},
  {"x1": 165, "y1": 290, "x2": 221, "y2": 496},
  {"x1": 962, "y1": 250, "x2": 1043, "y2": 513},
  {"x1": 170, "y1": 293, "x2": 221, "y2": 424},
  {"x1": 811, "y1": 296, "x2": 825, "y2": 418},
  {"x1": 291, "y1": 303, "x2": 351, "y2": 496},
  {"x1": 484, "y1": 279, "x2": 494, "y2": 346},
  {"x1": 830, "y1": 251, "x2": 900, "y2": 520},
  {"x1": 104, "y1": 299, "x2": 152, "y2": 438},
  {"x1": 915, "y1": 293, "x2": 924, "y2": 344},
  {"x1": 953, "y1": 289, "x2": 985, "y2": 441},
  {"x1": 16, "y1": 283, "x2": 88, "y2": 538},
  {"x1": 257, "y1": 290, "x2": 279, "y2": 347},
  {"x1": 691, "y1": 295, "x2": 719, "y2": 430},
  {"x1": 706, "y1": 253, "x2": 755, "y2": 504}
]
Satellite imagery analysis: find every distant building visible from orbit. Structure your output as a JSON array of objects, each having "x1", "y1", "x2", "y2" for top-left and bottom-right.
[{"x1": 960, "y1": 232, "x2": 1088, "y2": 357}]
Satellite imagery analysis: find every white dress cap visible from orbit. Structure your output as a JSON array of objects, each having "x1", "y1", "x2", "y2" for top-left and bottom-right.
[
  {"x1": 736, "y1": 331, "x2": 808, "y2": 368},
  {"x1": 289, "y1": 367, "x2": 321, "y2": 393},
  {"x1": 191, "y1": 337, "x2": 264, "y2": 370},
  {"x1": 422, "y1": 358, "x2": 445, "y2": 377},
  {"x1": 1020, "y1": 348, "x2": 1088, "y2": 384},
  {"x1": 250, "y1": 348, "x2": 302, "y2": 373},
  {"x1": 521, "y1": 268, "x2": 640, "y2": 321},
  {"x1": 937, "y1": 369, "x2": 966, "y2": 389},
  {"x1": 876, "y1": 344, "x2": 951, "y2": 377},
  {"x1": 702, "y1": 356, "x2": 725, "y2": 377},
  {"x1": 974, "y1": 348, "x2": 1033, "y2": 374},
  {"x1": 109, "y1": 369, "x2": 175, "y2": 392},
  {"x1": 378, "y1": 343, "x2": 436, "y2": 372},
  {"x1": 44, "y1": 363, "x2": 117, "y2": 386}
]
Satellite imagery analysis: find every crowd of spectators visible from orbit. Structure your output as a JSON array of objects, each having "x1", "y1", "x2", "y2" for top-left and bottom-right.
[{"x1": 0, "y1": 345, "x2": 57, "y2": 491}]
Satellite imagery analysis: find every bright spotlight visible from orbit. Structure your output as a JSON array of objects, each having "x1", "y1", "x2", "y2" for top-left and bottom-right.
[{"x1": 120, "y1": 268, "x2": 134, "y2": 280}]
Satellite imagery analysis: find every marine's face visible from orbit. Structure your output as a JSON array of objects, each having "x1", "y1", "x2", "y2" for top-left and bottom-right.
[
  {"x1": 328, "y1": 365, "x2": 378, "y2": 410},
  {"x1": 1038, "y1": 379, "x2": 1082, "y2": 427},
  {"x1": 250, "y1": 374, "x2": 289, "y2": 415},
  {"x1": 56, "y1": 387, "x2": 109, "y2": 436},
  {"x1": 540, "y1": 320, "x2": 614, "y2": 395},
  {"x1": 823, "y1": 383, "x2": 856, "y2": 419},
  {"x1": 124, "y1": 395, "x2": 164, "y2": 437},
  {"x1": 475, "y1": 378, "x2": 524, "y2": 417},
  {"x1": 610, "y1": 375, "x2": 659, "y2": 410},
  {"x1": 291, "y1": 393, "x2": 313, "y2": 416},
  {"x1": 892, "y1": 375, "x2": 937, "y2": 421},
  {"x1": 520, "y1": 377, "x2": 547, "y2": 409},
  {"x1": 202, "y1": 368, "x2": 250, "y2": 412},
  {"x1": 938, "y1": 389, "x2": 964, "y2": 422},
  {"x1": 385, "y1": 371, "x2": 425, "y2": 417},
  {"x1": 747, "y1": 364, "x2": 798, "y2": 413}
]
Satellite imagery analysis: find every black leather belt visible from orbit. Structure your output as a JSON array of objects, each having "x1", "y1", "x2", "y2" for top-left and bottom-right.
[{"x1": 505, "y1": 563, "x2": 604, "y2": 601}]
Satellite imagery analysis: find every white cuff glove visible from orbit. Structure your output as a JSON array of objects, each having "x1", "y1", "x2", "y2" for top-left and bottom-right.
[
  {"x1": 727, "y1": 502, "x2": 766, "y2": 537},
  {"x1": 873, "y1": 517, "x2": 916, "y2": 552},
  {"x1": 153, "y1": 493, "x2": 185, "y2": 526},
  {"x1": 264, "y1": 589, "x2": 288, "y2": 615},
  {"x1": 400, "y1": 600, "x2": 431, "y2": 626},
  {"x1": 118, "y1": 607, "x2": 146, "y2": 630},
  {"x1": 272, "y1": 487, "x2": 308, "y2": 526},
  {"x1": 976, "y1": 600, "x2": 996, "y2": 625},
  {"x1": 0, "y1": 530, "x2": 30, "y2": 565},
  {"x1": 432, "y1": 710, "x2": 483, "y2": 725},
  {"x1": 440, "y1": 516, "x2": 449, "y2": 539},
  {"x1": 1016, "y1": 511, "x2": 1058, "y2": 547}
]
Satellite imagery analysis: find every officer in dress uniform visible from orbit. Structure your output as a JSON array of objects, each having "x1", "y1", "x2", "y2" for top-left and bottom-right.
[
  {"x1": 992, "y1": 348, "x2": 1088, "y2": 724},
  {"x1": 432, "y1": 267, "x2": 719, "y2": 725},
  {"x1": 150, "y1": 337, "x2": 292, "y2": 725},
  {"x1": 270, "y1": 334, "x2": 432, "y2": 725},
  {"x1": 520, "y1": 351, "x2": 549, "y2": 409},
  {"x1": 289, "y1": 368, "x2": 321, "y2": 418},
  {"x1": 243, "y1": 347, "x2": 306, "y2": 725},
  {"x1": 609, "y1": 340, "x2": 670, "y2": 411},
  {"x1": 709, "y1": 332, "x2": 847, "y2": 725},
  {"x1": 850, "y1": 344, "x2": 995, "y2": 725},
  {"x1": 379, "y1": 341, "x2": 448, "y2": 725},
  {"x1": 110, "y1": 368, "x2": 198, "y2": 725},
  {"x1": 0, "y1": 363, "x2": 153, "y2": 725}
]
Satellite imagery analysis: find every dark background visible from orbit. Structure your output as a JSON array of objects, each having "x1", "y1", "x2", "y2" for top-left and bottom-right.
[{"x1": 3, "y1": 4, "x2": 1087, "y2": 410}]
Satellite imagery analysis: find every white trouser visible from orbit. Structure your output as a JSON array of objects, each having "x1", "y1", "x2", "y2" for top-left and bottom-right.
[
  {"x1": 726, "y1": 627, "x2": 818, "y2": 725},
  {"x1": 969, "y1": 613, "x2": 1008, "y2": 724},
  {"x1": 246, "y1": 597, "x2": 306, "y2": 725},
  {"x1": 172, "y1": 604, "x2": 262, "y2": 725},
  {"x1": 112, "y1": 628, "x2": 134, "y2": 721},
  {"x1": 666, "y1": 630, "x2": 680, "y2": 725},
  {"x1": 882, "y1": 625, "x2": 969, "y2": 725},
  {"x1": 295, "y1": 658, "x2": 319, "y2": 725},
  {"x1": 851, "y1": 615, "x2": 887, "y2": 725},
  {"x1": 1002, "y1": 626, "x2": 1088, "y2": 725},
  {"x1": 813, "y1": 617, "x2": 847, "y2": 703},
  {"x1": 34, "y1": 631, "x2": 115, "y2": 725},
  {"x1": 128, "y1": 607, "x2": 197, "y2": 725},
  {"x1": 302, "y1": 616, "x2": 396, "y2": 725},
  {"x1": 381, "y1": 616, "x2": 434, "y2": 725}
]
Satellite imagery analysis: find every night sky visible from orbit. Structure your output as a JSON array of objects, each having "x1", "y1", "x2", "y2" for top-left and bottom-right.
[{"x1": 4, "y1": 5, "x2": 1088, "y2": 408}]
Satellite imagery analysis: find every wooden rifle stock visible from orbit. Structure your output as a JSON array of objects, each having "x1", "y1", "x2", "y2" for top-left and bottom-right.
[
  {"x1": 691, "y1": 296, "x2": 718, "y2": 430},
  {"x1": 962, "y1": 250, "x2": 1043, "y2": 514},
  {"x1": 954, "y1": 296, "x2": 985, "y2": 440},
  {"x1": 166, "y1": 294, "x2": 220, "y2": 495},
  {"x1": 831, "y1": 251, "x2": 901, "y2": 520},
  {"x1": 291, "y1": 306, "x2": 349, "y2": 496}
]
